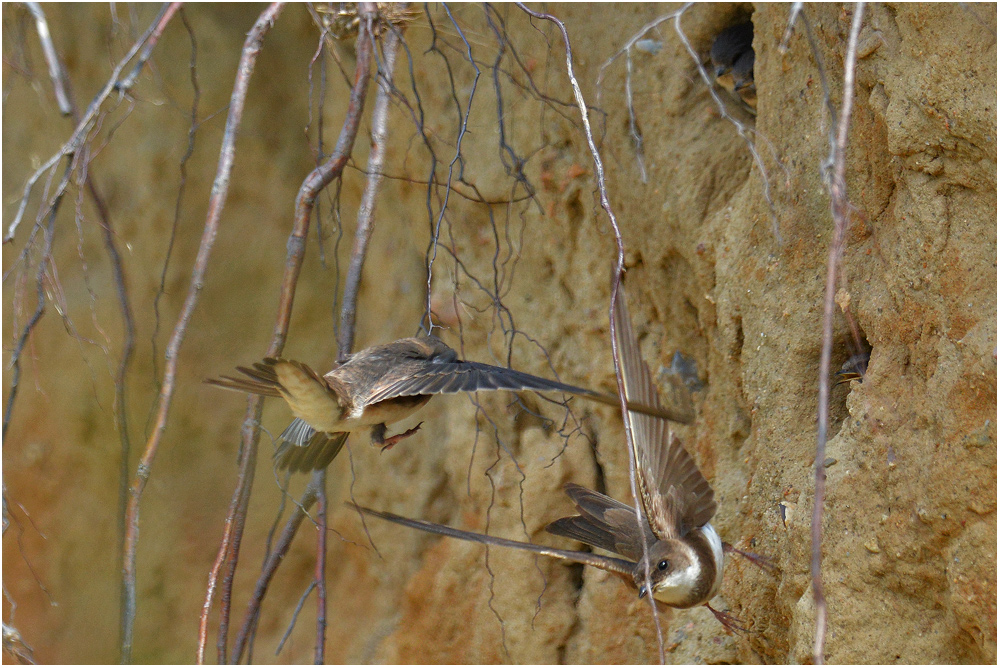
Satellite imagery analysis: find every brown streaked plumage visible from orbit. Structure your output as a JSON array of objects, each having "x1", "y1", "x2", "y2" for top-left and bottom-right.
[
  {"x1": 356, "y1": 279, "x2": 748, "y2": 630},
  {"x1": 206, "y1": 335, "x2": 695, "y2": 473}
]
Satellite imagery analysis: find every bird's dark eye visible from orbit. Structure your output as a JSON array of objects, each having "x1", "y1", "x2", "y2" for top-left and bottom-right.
[{"x1": 657, "y1": 559, "x2": 669, "y2": 572}]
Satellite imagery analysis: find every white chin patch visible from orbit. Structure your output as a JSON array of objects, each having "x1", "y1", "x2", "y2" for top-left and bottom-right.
[
  {"x1": 652, "y1": 524, "x2": 725, "y2": 606},
  {"x1": 652, "y1": 560, "x2": 702, "y2": 606}
]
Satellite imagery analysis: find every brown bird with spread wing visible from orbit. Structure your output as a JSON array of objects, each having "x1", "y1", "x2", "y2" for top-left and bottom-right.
[
  {"x1": 207, "y1": 334, "x2": 695, "y2": 472},
  {"x1": 355, "y1": 280, "x2": 750, "y2": 627}
]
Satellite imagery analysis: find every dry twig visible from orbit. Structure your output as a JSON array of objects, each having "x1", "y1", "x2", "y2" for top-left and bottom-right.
[
  {"x1": 4, "y1": 3, "x2": 179, "y2": 245},
  {"x1": 202, "y1": 5, "x2": 408, "y2": 662},
  {"x1": 779, "y1": 2, "x2": 805, "y2": 53},
  {"x1": 196, "y1": 5, "x2": 373, "y2": 660},
  {"x1": 24, "y1": 3, "x2": 71, "y2": 115},
  {"x1": 229, "y1": 479, "x2": 322, "y2": 661},
  {"x1": 595, "y1": 10, "x2": 683, "y2": 183},
  {"x1": 515, "y1": 5, "x2": 667, "y2": 663},
  {"x1": 812, "y1": 4, "x2": 866, "y2": 664},
  {"x1": 116, "y1": 3, "x2": 285, "y2": 663},
  {"x1": 20, "y1": 9, "x2": 143, "y2": 657},
  {"x1": 338, "y1": 19, "x2": 403, "y2": 359}
]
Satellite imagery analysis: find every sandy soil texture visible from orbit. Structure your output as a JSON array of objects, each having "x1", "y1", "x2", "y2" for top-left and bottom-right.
[{"x1": 2, "y1": 3, "x2": 995, "y2": 663}]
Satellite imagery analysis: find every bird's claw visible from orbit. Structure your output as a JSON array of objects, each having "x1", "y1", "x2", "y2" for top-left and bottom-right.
[
  {"x1": 724, "y1": 542, "x2": 777, "y2": 573},
  {"x1": 378, "y1": 422, "x2": 424, "y2": 453},
  {"x1": 705, "y1": 603, "x2": 751, "y2": 635}
]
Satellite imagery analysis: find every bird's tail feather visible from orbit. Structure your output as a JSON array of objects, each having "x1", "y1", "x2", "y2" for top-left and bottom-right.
[
  {"x1": 274, "y1": 428, "x2": 348, "y2": 473},
  {"x1": 203, "y1": 375, "x2": 283, "y2": 397}
]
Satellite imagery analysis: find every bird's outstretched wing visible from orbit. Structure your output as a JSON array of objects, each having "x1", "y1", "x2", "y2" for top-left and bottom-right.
[
  {"x1": 611, "y1": 280, "x2": 715, "y2": 539},
  {"x1": 545, "y1": 483, "x2": 656, "y2": 562},
  {"x1": 365, "y1": 358, "x2": 693, "y2": 423},
  {"x1": 354, "y1": 503, "x2": 635, "y2": 576},
  {"x1": 367, "y1": 358, "x2": 595, "y2": 401},
  {"x1": 274, "y1": 420, "x2": 348, "y2": 473}
]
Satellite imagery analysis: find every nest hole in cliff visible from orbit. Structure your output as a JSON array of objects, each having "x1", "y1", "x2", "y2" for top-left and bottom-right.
[
  {"x1": 706, "y1": 5, "x2": 757, "y2": 117},
  {"x1": 829, "y1": 326, "x2": 872, "y2": 431}
]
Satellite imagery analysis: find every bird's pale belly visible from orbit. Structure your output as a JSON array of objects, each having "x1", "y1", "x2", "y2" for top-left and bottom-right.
[{"x1": 336, "y1": 394, "x2": 432, "y2": 432}]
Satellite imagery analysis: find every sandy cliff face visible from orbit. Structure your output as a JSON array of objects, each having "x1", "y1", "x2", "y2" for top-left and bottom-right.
[{"x1": 2, "y1": 3, "x2": 995, "y2": 664}]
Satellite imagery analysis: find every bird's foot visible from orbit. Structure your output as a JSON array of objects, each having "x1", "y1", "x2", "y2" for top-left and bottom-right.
[
  {"x1": 377, "y1": 422, "x2": 424, "y2": 453},
  {"x1": 723, "y1": 541, "x2": 777, "y2": 573},
  {"x1": 705, "y1": 603, "x2": 750, "y2": 635}
]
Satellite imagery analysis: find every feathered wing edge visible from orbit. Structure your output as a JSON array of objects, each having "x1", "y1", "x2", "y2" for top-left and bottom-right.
[
  {"x1": 655, "y1": 434, "x2": 716, "y2": 534},
  {"x1": 274, "y1": 420, "x2": 348, "y2": 473},
  {"x1": 611, "y1": 279, "x2": 666, "y2": 529},
  {"x1": 545, "y1": 483, "x2": 655, "y2": 563},
  {"x1": 611, "y1": 279, "x2": 716, "y2": 538},
  {"x1": 353, "y1": 503, "x2": 635, "y2": 577},
  {"x1": 365, "y1": 360, "x2": 694, "y2": 424}
]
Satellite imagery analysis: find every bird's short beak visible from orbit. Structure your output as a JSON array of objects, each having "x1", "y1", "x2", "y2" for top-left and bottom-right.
[
  {"x1": 714, "y1": 65, "x2": 727, "y2": 78},
  {"x1": 834, "y1": 371, "x2": 862, "y2": 385},
  {"x1": 638, "y1": 585, "x2": 648, "y2": 599}
]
